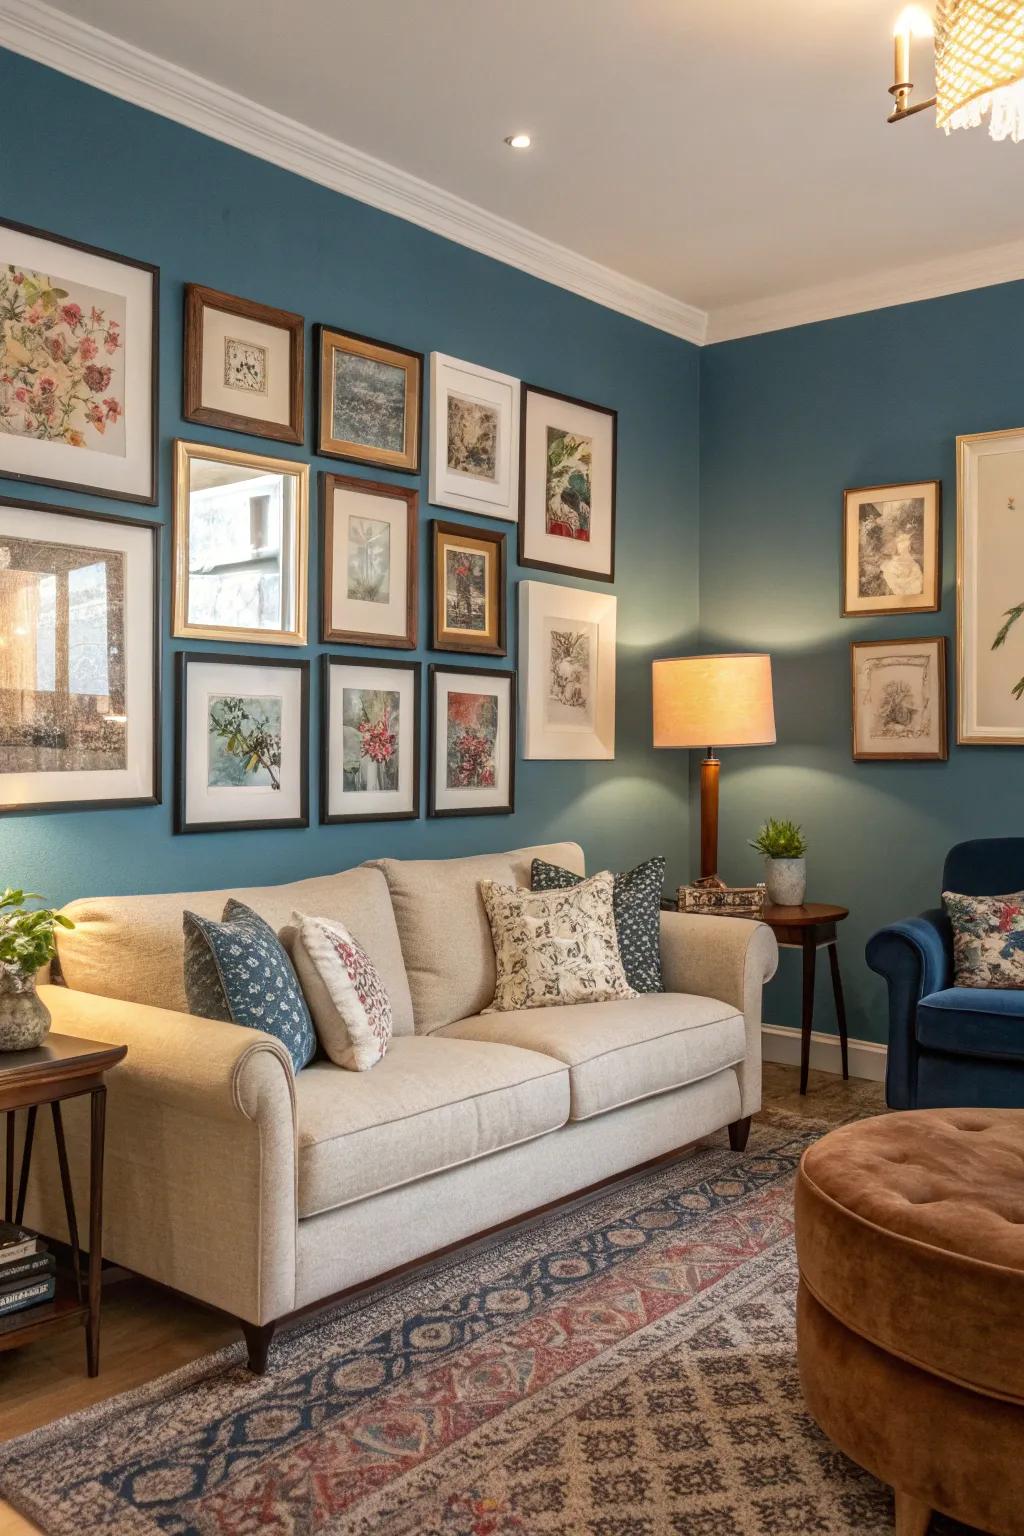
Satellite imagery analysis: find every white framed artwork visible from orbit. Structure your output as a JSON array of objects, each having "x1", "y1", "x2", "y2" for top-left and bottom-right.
[
  {"x1": 519, "y1": 580, "x2": 616, "y2": 759},
  {"x1": 428, "y1": 353, "x2": 520, "y2": 521},
  {"x1": 958, "y1": 426, "x2": 1024, "y2": 744}
]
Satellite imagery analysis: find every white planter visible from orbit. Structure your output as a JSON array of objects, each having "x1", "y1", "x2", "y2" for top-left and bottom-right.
[{"x1": 765, "y1": 857, "x2": 806, "y2": 906}]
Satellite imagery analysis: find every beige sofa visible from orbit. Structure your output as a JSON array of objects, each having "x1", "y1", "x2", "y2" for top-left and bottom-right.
[{"x1": 18, "y1": 842, "x2": 778, "y2": 1371}]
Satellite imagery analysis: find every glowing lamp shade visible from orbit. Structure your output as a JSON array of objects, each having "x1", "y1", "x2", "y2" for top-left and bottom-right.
[
  {"x1": 652, "y1": 654, "x2": 776, "y2": 750},
  {"x1": 935, "y1": 0, "x2": 1024, "y2": 140}
]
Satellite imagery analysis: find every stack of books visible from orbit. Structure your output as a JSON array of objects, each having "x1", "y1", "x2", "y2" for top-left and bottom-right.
[{"x1": 0, "y1": 1222, "x2": 55, "y2": 1320}]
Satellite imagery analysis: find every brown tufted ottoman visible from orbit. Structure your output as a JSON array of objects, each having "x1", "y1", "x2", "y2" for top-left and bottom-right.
[{"x1": 795, "y1": 1109, "x2": 1024, "y2": 1536}]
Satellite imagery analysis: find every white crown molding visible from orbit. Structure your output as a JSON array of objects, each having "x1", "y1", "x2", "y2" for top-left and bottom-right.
[
  {"x1": 707, "y1": 237, "x2": 1024, "y2": 344},
  {"x1": 0, "y1": 0, "x2": 708, "y2": 346}
]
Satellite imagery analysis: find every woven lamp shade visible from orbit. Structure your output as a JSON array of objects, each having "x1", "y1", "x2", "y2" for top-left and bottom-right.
[{"x1": 935, "y1": 0, "x2": 1024, "y2": 137}]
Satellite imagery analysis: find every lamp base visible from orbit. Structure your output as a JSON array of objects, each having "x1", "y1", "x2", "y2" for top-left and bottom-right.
[{"x1": 699, "y1": 751, "x2": 721, "y2": 884}]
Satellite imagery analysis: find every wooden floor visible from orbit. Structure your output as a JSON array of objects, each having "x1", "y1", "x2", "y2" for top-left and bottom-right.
[{"x1": 0, "y1": 1063, "x2": 884, "y2": 1535}]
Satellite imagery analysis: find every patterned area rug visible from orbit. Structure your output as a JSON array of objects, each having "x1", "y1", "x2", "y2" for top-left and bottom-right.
[{"x1": 0, "y1": 1113, "x2": 976, "y2": 1536}]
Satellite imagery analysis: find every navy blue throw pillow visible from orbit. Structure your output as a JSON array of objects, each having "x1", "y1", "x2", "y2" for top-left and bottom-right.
[
  {"x1": 183, "y1": 899, "x2": 315, "y2": 1072},
  {"x1": 531, "y1": 856, "x2": 666, "y2": 994}
]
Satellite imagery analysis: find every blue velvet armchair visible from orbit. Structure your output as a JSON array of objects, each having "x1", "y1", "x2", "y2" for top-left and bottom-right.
[{"x1": 866, "y1": 838, "x2": 1024, "y2": 1109}]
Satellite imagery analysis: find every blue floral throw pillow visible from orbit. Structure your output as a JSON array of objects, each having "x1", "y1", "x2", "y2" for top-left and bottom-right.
[
  {"x1": 532, "y1": 856, "x2": 666, "y2": 994},
  {"x1": 942, "y1": 889, "x2": 1024, "y2": 989},
  {"x1": 183, "y1": 899, "x2": 316, "y2": 1071}
]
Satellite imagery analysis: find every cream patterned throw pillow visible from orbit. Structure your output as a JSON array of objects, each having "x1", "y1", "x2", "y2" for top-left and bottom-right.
[
  {"x1": 480, "y1": 870, "x2": 637, "y2": 1013},
  {"x1": 286, "y1": 911, "x2": 392, "y2": 1070}
]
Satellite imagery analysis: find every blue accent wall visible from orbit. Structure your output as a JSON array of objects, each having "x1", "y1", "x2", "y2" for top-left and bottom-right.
[
  {"x1": 700, "y1": 284, "x2": 1024, "y2": 1045},
  {"x1": 0, "y1": 50, "x2": 700, "y2": 907}
]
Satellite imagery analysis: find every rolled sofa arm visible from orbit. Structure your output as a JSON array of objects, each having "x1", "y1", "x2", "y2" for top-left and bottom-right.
[
  {"x1": 660, "y1": 913, "x2": 779, "y2": 1118},
  {"x1": 865, "y1": 909, "x2": 951, "y2": 1109},
  {"x1": 15, "y1": 985, "x2": 298, "y2": 1325}
]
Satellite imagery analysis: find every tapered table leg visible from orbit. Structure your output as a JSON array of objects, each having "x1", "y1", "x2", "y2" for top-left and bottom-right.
[
  {"x1": 14, "y1": 1105, "x2": 37, "y2": 1224},
  {"x1": 800, "y1": 934, "x2": 816, "y2": 1096},
  {"x1": 4, "y1": 1111, "x2": 13, "y2": 1223},
  {"x1": 51, "y1": 1101, "x2": 83, "y2": 1303},
  {"x1": 86, "y1": 1087, "x2": 106, "y2": 1378},
  {"x1": 828, "y1": 942, "x2": 850, "y2": 1081}
]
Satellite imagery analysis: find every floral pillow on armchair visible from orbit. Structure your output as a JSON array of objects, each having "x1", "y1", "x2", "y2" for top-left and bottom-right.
[{"x1": 942, "y1": 889, "x2": 1024, "y2": 988}]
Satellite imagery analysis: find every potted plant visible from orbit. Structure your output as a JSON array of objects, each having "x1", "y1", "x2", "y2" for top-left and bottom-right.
[
  {"x1": 0, "y1": 890, "x2": 73, "y2": 1051},
  {"x1": 749, "y1": 819, "x2": 809, "y2": 906}
]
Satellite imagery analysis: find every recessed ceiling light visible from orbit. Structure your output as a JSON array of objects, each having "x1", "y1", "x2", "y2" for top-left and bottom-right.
[{"x1": 504, "y1": 133, "x2": 531, "y2": 150}]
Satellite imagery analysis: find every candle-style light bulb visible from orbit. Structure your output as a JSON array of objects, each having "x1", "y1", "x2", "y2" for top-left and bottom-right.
[{"x1": 893, "y1": 4, "x2": 934, "y2": 114}]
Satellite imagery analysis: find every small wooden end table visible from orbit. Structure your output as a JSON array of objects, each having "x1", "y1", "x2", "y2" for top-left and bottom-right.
[
  {"x1": 760, "y1": 904, "x2": 849, "y2": 1096},
  {"x1": 1, "y1": 1033, "x2": 126, "y2": 1376}
]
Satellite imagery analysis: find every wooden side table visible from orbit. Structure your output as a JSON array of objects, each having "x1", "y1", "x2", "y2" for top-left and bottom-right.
[
  {"x1": 760, "y1": 904, "x2": 849, "y2": 1096},
  {"x1": 1, "y1": 1033, "x2": 126, "y2": 1376}
]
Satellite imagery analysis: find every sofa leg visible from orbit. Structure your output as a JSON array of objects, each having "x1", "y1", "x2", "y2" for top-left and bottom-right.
[
  {"x1": 728, "y1": 1115, "x2": 752, "y2": 1152},
  {"x1": 241, "y1": 1320, "x2": 277, "y2": 1375},
  {"x1": 894, "y1": 1491, "x2": 932, "y2": 1536}
]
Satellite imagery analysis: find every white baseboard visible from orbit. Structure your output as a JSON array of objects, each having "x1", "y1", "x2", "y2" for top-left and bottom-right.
[{"x1": 761, "y1": 1023, "x2": 887, "y2": 1084}]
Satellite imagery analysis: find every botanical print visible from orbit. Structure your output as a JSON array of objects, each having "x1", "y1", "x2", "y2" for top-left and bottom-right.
[
  {"x1": 864, "y1": 653, "x2": 933, "y2": 740},
  {"x1": 446, "y1": 690, "x2": 497, "y2": 789},
  {"x1": 223, "y1": 337, "x2": 268, "y2": 396},
  {"x1": 0, "y1": 263, "x2": 125, "y2": 455},
  {"x1": 545, "y1": 621, "x2": 596, "y2": 727},
  {"x1": 332, "y1": 351, "x2": 406, "y2": 452},
  {"x1": 943, "y1": 889, "x2": 1024, "y2": 989},
  {"x1": 346, "y1": 515, "x2": 391, "y2": 604},
  {"x1": 207, "y1": 694, "x2": 282, "y2": 789},
  {"x1": 446, "y1": 394, "x2": 498, "y2": 481},
  {"x1": 444, "y1": 545, "x2": 487, "y2": 632},
  {"x1": 546, "y1": 425, "x2": 592, "y2": 541},
  {"x1": 0, "y1": 536, "x2": 127, "y2": 773},
  {"x1": 342, "y1": 686, "x2": 399, "y2": 792},
  {"x1": 991, "y1": 582, "x2": 1024, "y2": 703},
  {"x1": 187, "y1": 471, "x2": 284, "y2": 631},
  {"x1": 857, "y1": 497, "x2": 925, "y2": 598}
]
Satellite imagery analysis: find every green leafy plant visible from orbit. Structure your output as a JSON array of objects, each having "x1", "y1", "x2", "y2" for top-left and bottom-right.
[
  {"x1": 991, "y1": 603, "x2": 1024, "y2": 701},
  {"x1": 748, "y1": 818, "x2": 808, "y2": 860},
  {"x1": 0, "y1": 890, "x2": 74, "y2": 979}
]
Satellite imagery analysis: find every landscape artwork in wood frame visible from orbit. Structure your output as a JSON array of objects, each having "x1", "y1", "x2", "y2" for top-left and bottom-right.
[
  {"x1": 957, "y1": 426, "x2": 1024, "y2": 744},
  {"x1": 850, "y1": 637, "x2": 948, "y2": 761},
  {"x1": 519, "y1": 579, "x2": 616, "y2": 759},
  {"x1": 320, "y1": 655, "x2": 420, "y2": 824},
  {"x1": 316, "y1": 325, "x2": 422, "y2": 472},
  {"x1": 519, "y1": 384, "x2": 617, "y2": 581},
  {"x1": 428, "y1": 664, "x2": 515, "y2": 817},
  {"x1": 175, "y1": 651, "x2": 309, "y2": 834},
  {"x1": 429, "y1": 352, "x2": 519, "y2": 520},
  {"x1": 431, "y1": 519, "x2": 506, "y2": 656},
  {"x1": 842, "y1": 480, "x2": 941, "y2": 617},
  {"x1": 0, "y1": 498, "x2": 161, "y2": 813},
  {"x1": 321, "y1": 472, "x2": 418, "y2": 648},
  {"x1": 0, "y1": 218, "x2": 158, "y2": 504},
  {"x1": 183, "y1": 284, "x2": 304, "y2": 444},
  {"x1": 172, "y1": 440, "x2": 309, "y2": 646}
]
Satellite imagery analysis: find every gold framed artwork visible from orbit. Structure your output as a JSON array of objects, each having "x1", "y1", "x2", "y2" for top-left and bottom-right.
[
  {"x1": 316, "y1": 325, "x2": 422, "y2": 472},
  {"x1": 431, "y1": 520, "x2": 506, "y2": 656},
  {"x1": 850, "y1": 637, "x2": 948, "y2": 761},
  {"x1": 320, "y1": 473, "x2": 418, "y2": 648},
  {"x1": 957, "y1": 426, "x2": 1024, "y2": 744},
  {"x1": 519, "y1": 384, "x2": 617, "y2": 582},
  {"x1": 172, "y1": 440, "x2": 309, "y2": 646},
  {"x1": 842, "y1": 480, "x2": 941, "y2": 617},
  {"x1": 183, "y1": 284, "x2": 304, "y2": 445}
]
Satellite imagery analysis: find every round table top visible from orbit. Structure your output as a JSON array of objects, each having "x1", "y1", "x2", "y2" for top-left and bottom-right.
[{"x1": 760, "y1": 903, "x2": 849, "y2": 927}]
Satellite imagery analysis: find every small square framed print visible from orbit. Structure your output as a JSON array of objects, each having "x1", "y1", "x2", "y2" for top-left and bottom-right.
[
  {"x1": 842, "y1": 480, "x2": 941, "y2": 616},
  {"x1": 321, "y1": 473, "x2": 418, "y2": 647},
  {"x1": 175, "y1": 651, "x2": 309, "y2": 833},
  {"x1": 183, "y1": 284, "x2": 304, "y2": 444},
  {"x1": 851, "y1": 636, "x2": 948, "y2": 761},
  {"x1": 429, "y1": 664, "x2": 515, "y2": 817},
  {"x1": 431, "y1": 519, "x2": 506, "y2": 656},
  {"x1": 429, "y1": 353, "x2": 519, "y2": 520},
  {"x1": 519, "y1": 580, "x2": 616, "y2": 758},
  {"x1": 317, "y1": 325, "x2": 421, "y2": 472},
  {"x1": 519, "y1": 384, "x2": 617, "y2": 582},
  {"x1": 321, "y1": 656, "x2": 420, "y2": 824}
]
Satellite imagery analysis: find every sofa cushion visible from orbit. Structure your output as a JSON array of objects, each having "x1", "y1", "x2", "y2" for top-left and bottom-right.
[
  {"x1": 57, "y1": 865, "x2": 414, "y2": 1034},
  {"x1": 294, "y1": 1035, "x2": 570, "y2": 1217},
  {"x1": 917, "y1": 987, "x2": 1024, "y2": 1062},
  {"x1": 365, "y1": 843, "x2": 585, "y2": 1033},
  {"x1": 440, "y1": 992, "x2": 745, "y2": 1121}
]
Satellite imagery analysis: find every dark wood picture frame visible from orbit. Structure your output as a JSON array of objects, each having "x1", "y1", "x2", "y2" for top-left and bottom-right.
[
  {"x1": 320, "y1": 471, "x2": 418, "y2": 648},
  {"x1": 0, "y1": 217, "x2": 159, "y2": 506},
  {"x1": 850, "y1": 636, "x2": 949, "y2": 762},
  {"x1": 431, "y1": 519, "x2": 507, "y2": 656},
  {"x1": 842, "y1": 480, "x2": 942, "y2": 618},
  {"x1": 174, "y1": 651, "x2": 310, "y2": 834},
  {"x1": 0, "y1": 496, "x2": 162, "y2": 815},
  {"x1": 183, "y1": 284, "x2": 304, "y2": 444},
  {"x1": 518, "y1": 383, "x2": 617, "y2": 583},
  {"x1": 316, "y1": 324, "x2": 422, "y2": 472},
  {"x1": 320, "y1": 655, "x2": 421, "y2": 825},
  {"x1": 428, "y1": 663, "x2": 516, "y2": 818}
]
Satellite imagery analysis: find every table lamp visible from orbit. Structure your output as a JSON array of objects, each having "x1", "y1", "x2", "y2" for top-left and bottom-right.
[{"x1": 652, "y1": 653, "x2": 776, "y2": 887}]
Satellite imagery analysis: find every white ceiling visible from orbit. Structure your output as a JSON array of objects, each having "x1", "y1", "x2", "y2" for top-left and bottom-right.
[{"x1": 7, "y1": 0, "x2": 1024, "y2": 340}]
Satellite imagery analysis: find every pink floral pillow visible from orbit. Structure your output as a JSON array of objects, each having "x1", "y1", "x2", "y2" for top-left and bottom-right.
[{"x1": 287, "y1": 911, "x2": 392, "y2": 1071}]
